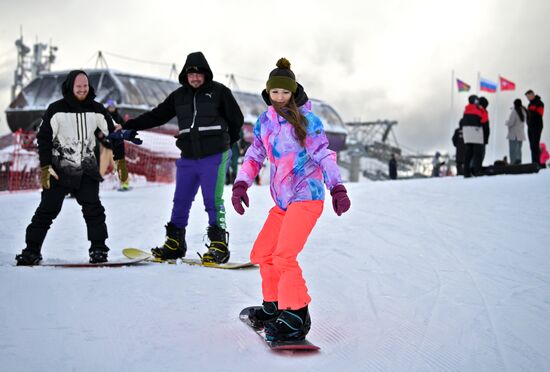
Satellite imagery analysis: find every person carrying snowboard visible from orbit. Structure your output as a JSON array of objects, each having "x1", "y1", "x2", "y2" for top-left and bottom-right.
[
  {"x1": 116, "y1": 51, "x2": 244, "y2": 264},
  {"x1": 15, "y1": 70, "x2": 128, "y2": 265},
  {"x1": 231, "y1": 58, "x2": 351, "y2": 342}
]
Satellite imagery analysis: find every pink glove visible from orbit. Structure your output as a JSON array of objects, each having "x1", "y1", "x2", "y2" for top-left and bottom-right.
[
  {"x1": 331, "y1": 184, "x2": 351, "y2": 216},
  {"x1": 232, "y1": 181, "x2": 249, "y2": 215}
]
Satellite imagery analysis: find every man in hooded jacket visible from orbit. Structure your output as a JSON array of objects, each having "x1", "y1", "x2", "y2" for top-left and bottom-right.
[
  {"x1": 15, "y1": 70, "x2": 127, "y2": 265},
  {"x1": 119, "y1": 51, "x2": 244, "y2": 264}
]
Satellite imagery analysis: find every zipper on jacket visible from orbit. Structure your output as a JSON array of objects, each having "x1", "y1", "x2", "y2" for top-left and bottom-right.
[
  {"x1": 190, "y1": 93, "x2": 198, "y2": 129},
  {"x1": 80, "y1": 113, "x2": 85, "y2": 159},
  {"x1": 75, "y1": 112, "x2": 86, "y2": 161}
]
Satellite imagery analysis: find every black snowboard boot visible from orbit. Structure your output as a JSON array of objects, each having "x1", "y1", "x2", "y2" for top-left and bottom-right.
[
  {"x1": 201, "y1": 225, "x2": 230, "y2": 264},
  {"x1": 89, "y1": 241, "x2": 109, "y2": 264},
  {"x1": 264, "y1": 306, "x2": 311, "y2": 342},
  {"x1": 15, "y1": 248, "x2": 42, "y2": 266},
  {"x1": 151, "y1": 222, "x2": 187, "y2": 260},
  {"x1": 249, "y1": 301, "x2": 280, "y2": 329}
]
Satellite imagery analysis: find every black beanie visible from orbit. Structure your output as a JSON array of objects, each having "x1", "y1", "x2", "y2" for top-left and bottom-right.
[
  {"x1": 478, "y1": 97, "x2": 489, "y2": 108},
  {"x1": 266, "y1": 58, "x2": 298, "y2": 93},
  {"x1": 185, "y1": 65, "x2": 207, "y2": 74}
]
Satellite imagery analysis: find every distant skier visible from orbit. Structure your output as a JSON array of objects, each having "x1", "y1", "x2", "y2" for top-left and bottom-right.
[
  {"x1": 231, "y1": 58, "x2": 351, "y2": 343},
  {"x1": 540, "y1": 143, "x2": 549, "y2": 168},
  {"x1": 115, "y1": 51, "x2": 244, "y2": 264},
  {"x1": 452, "y1": 127, "x2": 465, "y2": 175},
  {"x1": 431, "y1": 151, "x2": 445, "y2": 177},
  {"x1": 15, "y1": 70, "x2": 128, "y2": 265},
  {"x1": 388, "y1": 153, "x2": 397, "y2": 179}
]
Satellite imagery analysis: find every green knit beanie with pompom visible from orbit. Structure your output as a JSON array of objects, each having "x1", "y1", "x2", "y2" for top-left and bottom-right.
[{"x1": 266, "y1": 58, "x2": 298, "y2": 93}]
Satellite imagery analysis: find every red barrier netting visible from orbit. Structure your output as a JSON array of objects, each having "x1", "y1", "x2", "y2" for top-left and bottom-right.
[{"x1": 0, "y1": 130, "x2": 180, "y2": 192}]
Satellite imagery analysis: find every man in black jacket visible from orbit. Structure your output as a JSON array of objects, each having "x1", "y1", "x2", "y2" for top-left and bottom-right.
[
  {"x1": 525, "y1": 90, "x2": 545, "y2": 164},
  {"x1": 119, "y1": 51, "x2": 244, "y2": 264},
  {"x1": 16, "y1": 70, "x2": 127, "y2": 265}
]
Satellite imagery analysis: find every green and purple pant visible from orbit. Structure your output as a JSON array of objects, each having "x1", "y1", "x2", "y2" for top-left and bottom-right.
[{"x1": 170, "y1": 150, "x2": 230, "y2": 229}]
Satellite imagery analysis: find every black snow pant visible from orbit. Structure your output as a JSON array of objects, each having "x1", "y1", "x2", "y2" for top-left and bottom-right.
[
  {"x1": 527, "y1": 123, "x2": 543, "y2": 164},
  {"x1": 464, "y1": 143, "x2": 484, "y2": 177},
  {"x1": 25, "y1": 174, "x2": 108, "y2": 253},
  {"x1": 480, "y1": 145, "x2": 487, "y2": 166}
]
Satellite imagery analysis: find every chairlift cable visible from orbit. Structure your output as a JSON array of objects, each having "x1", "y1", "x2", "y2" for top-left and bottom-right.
[{"x1": 102, "y1": 51, "x2": 174, "y2": 67}]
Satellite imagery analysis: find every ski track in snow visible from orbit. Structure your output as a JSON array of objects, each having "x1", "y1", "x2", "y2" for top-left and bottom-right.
[{"x1": 1, "y1": 171, "x2": 550, "y2": 371}]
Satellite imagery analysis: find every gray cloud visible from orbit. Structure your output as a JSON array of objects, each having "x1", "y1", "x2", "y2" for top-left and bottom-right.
[{"x1": 0, "y1": 0, "x2": 549, "y2": 160}]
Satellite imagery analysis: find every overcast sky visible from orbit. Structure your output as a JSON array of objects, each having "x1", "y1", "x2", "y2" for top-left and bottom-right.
[{"x1": 0, "y1": 0, "x2": 549, "y2": 159}]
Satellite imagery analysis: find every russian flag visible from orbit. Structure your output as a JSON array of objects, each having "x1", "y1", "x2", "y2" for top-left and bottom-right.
[{"x1": 480, "y1": 77, "x2": 497, "y2": 93}]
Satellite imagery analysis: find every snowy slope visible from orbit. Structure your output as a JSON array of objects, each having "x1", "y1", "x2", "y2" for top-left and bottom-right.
[{"x1": 1, "y1": 171, "x2": 550, "y2": 372}]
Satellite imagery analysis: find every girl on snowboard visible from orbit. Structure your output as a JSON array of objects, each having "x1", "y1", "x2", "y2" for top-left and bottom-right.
[{"x1": 231, "y1": 58, "x2": 351, "y2": 342}]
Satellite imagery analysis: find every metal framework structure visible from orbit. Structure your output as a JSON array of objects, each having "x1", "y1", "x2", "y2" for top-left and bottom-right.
[{"x1": 342, "y1": 120, "x2": 443, "y2": 180}]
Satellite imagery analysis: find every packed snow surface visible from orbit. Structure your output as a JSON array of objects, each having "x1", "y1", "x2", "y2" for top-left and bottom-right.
[{"x1": 1, "y1": 171, "x2": 549, "y2": 371}]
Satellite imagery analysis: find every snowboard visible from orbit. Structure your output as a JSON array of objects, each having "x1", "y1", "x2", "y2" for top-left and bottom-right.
[
  {"x1": 26, "y1": 256, "x2": 148, "y2": 268},
  {"x1": 122, "y1": 248, "x2": 257, "y2": 270},
  {"x1": 239, "y1": 306, "x2": 320, "y2": 351}
]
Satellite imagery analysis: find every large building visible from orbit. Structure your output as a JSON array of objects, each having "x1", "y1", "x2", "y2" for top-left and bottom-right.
[{"x1": 6, "y1": 69, "x2": 348, "y2": 151}]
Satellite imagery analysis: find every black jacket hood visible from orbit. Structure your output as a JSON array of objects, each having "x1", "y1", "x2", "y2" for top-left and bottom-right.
[
  {"x1": 178, "y1": 52, "x2": 214, "y2": 86},
  {"x1": 261, "y1": 82, "x2": 309, "y2": 107},
  {"x1": 61, "y1": 70, "x2": 97, "y2": 108}
]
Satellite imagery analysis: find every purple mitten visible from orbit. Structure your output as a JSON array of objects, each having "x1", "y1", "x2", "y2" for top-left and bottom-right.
[
  {"x1": 232, "y1": 181, "x2": 249, "y2": 215},
  {"x1": 330, "y1": 184, "x2": 351, "y2": 216}
]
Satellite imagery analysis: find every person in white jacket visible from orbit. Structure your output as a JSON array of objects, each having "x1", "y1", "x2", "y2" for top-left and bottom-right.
[{"x1": 505, "y1": 99, "x2": 528, "y2": 165}]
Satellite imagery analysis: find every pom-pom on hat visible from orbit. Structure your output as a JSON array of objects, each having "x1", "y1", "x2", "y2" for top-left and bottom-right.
[{"x1": 266, "y1": 58, "x2": 298, "y2": 93}]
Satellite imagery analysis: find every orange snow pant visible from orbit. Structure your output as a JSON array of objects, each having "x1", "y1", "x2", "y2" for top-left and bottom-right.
[{"x1": 250, "y1": 200, "x2": 323, "y2": 310}]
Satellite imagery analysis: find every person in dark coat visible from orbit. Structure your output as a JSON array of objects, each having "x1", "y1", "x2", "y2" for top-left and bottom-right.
[
  {"x1": 478, "y1": 96, "x2": 490, "y2": 165},
  {"x1": 119, "y1": 51, "x2": 244, "y2": 264},
  {"x1": 388, "y1": 153, "x2": 397, "y2": 179},
  {"x1": 15, "y1": 70, "x2": 127, "y2": 265},
  {"x1": 97, "y1": 99, "x2": 131, "y2": 190},
  {"x1": 525, "y1": 90, "x2": 544, "y2": 164},
  {"x1": 452, "y1": 127, "x2": 465, "y2": 175}
]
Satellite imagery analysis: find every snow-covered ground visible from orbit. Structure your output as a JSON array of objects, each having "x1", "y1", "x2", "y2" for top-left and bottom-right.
[{"x1": 1, "y1": 171, "x2": 549, "y2": 371}]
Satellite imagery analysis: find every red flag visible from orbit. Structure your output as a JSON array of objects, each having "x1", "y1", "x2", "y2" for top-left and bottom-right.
[{"x1": 499, "y1": 76, "x2": 516, "y2": 91}]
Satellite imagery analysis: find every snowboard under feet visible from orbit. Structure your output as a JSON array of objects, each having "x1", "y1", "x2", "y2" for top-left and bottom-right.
[
  {"x1": 122, "y1": 248, "x2": 257, "y2": 270},
  {"x1": 16, "y1": 256, "x2": 148, "y2": 268},
  {"x1": 239, "y1": 306, "x2": 320, "y2": 351}
]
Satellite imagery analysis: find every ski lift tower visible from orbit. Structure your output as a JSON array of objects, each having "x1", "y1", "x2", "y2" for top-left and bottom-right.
[
  {"x1": 11, "y1": 29, "x2": 58, "y2": 101},
  {"x1": 346, "y1": 120, "x2": 401, "y2": 156}
]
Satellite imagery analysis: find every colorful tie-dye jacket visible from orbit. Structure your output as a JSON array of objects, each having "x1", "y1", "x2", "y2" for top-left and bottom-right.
[{"x1": 235, "y1": 101, "x2": 343, "y2": 210}]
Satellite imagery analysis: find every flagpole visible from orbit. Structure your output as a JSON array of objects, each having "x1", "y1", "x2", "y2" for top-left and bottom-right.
[
  {"x1": 493, "y1": 75, "x2": 500, "y2": 162},
  {"x1": 450, "y1": 70, "x2": 455, "y2": 154},
  {"x1": 477, "y1": 72, "x2": 480, "y2": 95}
]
